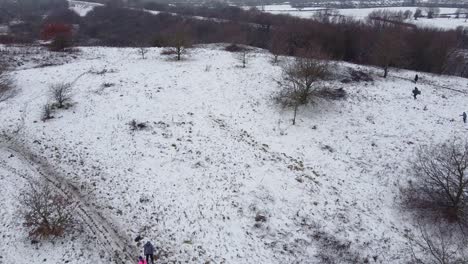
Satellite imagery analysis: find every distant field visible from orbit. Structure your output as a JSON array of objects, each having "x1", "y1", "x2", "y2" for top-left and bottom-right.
[{"x1": 254, "y1": 4, "x2": 468, "y2": 29}]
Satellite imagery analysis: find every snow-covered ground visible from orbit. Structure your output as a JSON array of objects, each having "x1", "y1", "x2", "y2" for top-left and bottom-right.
[
  {"x1": 1, "y1": 45, "x2": 467, "y2": 263},
  {"x1": 257, "y1": 4, "x2": 468, "y2": 29},
  {"x1": 68, "y1": 0, "x2": 103, "y2": 17}
]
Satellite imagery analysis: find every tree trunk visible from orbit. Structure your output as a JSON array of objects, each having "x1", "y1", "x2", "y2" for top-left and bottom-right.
[
  {"x1": 293, "y1": 104, "x2": 298, "y2": 125},
  {"x1": 384, "y1": 65, "x2": 388, "y2": 78}
]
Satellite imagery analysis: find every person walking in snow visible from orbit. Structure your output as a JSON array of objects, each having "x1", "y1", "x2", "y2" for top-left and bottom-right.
[
  {"x1": 462, "y1": 112, "x2": 467, "y2": 123},
  {"x1": 138, "y1": 256, "x2": 147, "y2": 264},
  {"x1": 144, "y1": 241, "x2": 155, "y2": 264},
  {"x1": 414, "y1": 74, "x2": 419, "y2": 83},
  {"x1": 412, "y1": 87, "x2": 421, "y2": 99}
]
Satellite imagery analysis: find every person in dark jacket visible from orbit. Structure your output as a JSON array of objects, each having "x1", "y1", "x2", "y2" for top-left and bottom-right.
[
  {"x1": 414, "y1": 74, "x2": 419, "y2": 83},
  {"x1": 412, "y1": 87, "x2": 421, "y2": 99},
  {"x1": 462, "y1": 112, "x2": 467, "y2": 123},
  {"x1": 144, "y1": 241, "x2": 155, "y2": 264}
]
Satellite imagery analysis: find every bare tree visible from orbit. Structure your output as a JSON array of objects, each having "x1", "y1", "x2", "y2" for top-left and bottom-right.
[
  {"x1": 414, "y1": 8, "x2": 423, "y2": 20},
  {"x1": 371, "y1": 31, "x2": 405, "y2": 78},
  {"x1": 406, "y1": 222, "x2": 467, "y2": 264},
  {"x1": 404, "y1": 10, "x2": 413, "y2": 20},
  {"x1": 270, "y1": 31, "x2": 288, "y2": 63},
  {"x1": 276, "y1": 52, "x2": 344, "y2": 125},
  {"x1": 166, "y1": 26, "x2": 191, "y2": 61},
  {"x1": 50, "y1": 82, "x2": 72, "y2": 109},
  {"x1": 237, "y1": 49, "x2": 250, "y2": 68},
  {"x1": 139, "y1": 47, "x2": 148, "y2": 59},
  {"x1": 403, "y1": 139, "x2": 468, "y2": 224},
  {"x1": 427, "y1": 7, "x2": 440, "y2": 19},
  {"x1": 20, "y1": 179, "x2": 75, "y2": 239}
]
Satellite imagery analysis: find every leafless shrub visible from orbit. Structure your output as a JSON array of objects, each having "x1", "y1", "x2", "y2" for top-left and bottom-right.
[
  {"x1": 42, "y1": 103, "x2": 53, "y2": 121},
  {"x1": 138, "y1": 47, "x2": 148, "y2": 59},
  {"x1": 406, "y1": 221, "x2": 467, "y2": 264},
  {"x1": 20, "y1": 179, "x2": 75, "y2": 239},
  {"x1": 276, "y1": 53, "x2": 344, "y2": 125},
  {"x1": 0, "y1": 64, "x2": 15, "y2": 103},
  {"x1": 129, "y1": 119, "x2": 147, "y2": 131},
  {"x1": 402, "y1": 139, "x2": 468, "y2": 225},
  {"x1": 236, "y1": 49, "x2": 250, "y2": 68},
  {"x1": 102, "y1": 82, "x2": 114, "y2": 88},
  {"x1": 50, "y1": 82, "x2": 72, "y2": 109}
]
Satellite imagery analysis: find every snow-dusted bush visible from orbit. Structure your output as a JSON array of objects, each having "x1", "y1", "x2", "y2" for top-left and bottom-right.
[
  {"x1": 20, "y1": 179, "x2": 75, "y2": 239},
  {"x1": 42, "y1": 103, "x2": 53, "y2": 121},
  {"x1": 128, "y1": 119, "x2": 147, "y2": 131},
  {"x1": 403, "y1": 139, "x2": 468, "y2": 225},
  {"x1": 138, "y1": 47, "x2": 148, "y2": 59},
  {"x1": 50, "y1": 82, "x2": 72, "y2": 109},
  {"x1": 236, "y1": 50, "x2": 250, "y2": 68},
  {"x1": 0, "y1": 63, "x2": 14, "y2": 103}
]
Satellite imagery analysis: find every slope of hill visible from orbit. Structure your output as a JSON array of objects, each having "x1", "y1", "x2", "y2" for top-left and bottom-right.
[{"x1": 0, "y1": 45, "x2": 467, "y2": 263}]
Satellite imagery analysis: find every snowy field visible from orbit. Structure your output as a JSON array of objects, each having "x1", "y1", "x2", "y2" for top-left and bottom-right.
[
  {"x1": 68, "y1": 0, "x2": 103, "y2": 16},
  {"x1": 1, "y1": 45, "x2": 468, "y2": 263},
  {"x1": 66, "y1": 0, "x2": 468, "y2": 30},
  {"x1": 256, "y1": 4, "x2": 468, "y2": 29}
]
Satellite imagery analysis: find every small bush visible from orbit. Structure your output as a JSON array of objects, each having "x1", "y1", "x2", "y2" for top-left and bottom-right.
[
  {"x1": 42, "y1": 103, "x2": 53, "y2": 121},
  {"x1": 0, "y1": 64, "x2": 15, "y2": 102},
  {"x1": 102, "y1": 82, "x2": 114, "y2": 88},
  {"x1": 129, "y1": 119, "x2": 147, "y2": 131},
  {"x1": 236, "y1": 50, "x2": 250, "y2": 68},
  {"x1": 50, "y1": 82, "x2": 72, "y2": 109},
  {"x1": 138, "y1": 47, "x2": 148, "y2": 59},
  {"x1": 20, "y1": 179, "x2": 75, "y2": 239}
]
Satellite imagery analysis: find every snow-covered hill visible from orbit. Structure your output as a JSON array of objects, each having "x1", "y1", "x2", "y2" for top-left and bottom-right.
[
  {"x1": 0, "y1": 45, "x2": 467, "y2": 263},
  {"x1": 257, "y1": 4, "x2": 468, "y2": 29},
  {"x1": 69, "y1": 0, "x2": 103, "y2": 17}
]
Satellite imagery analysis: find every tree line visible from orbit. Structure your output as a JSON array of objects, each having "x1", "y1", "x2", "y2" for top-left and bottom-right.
[{"x1": 2, "y1": 1, "x2": 468, "y2": 77}]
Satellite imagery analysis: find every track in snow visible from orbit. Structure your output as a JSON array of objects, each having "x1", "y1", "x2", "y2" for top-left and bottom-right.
[{"x1": 0, "y1": 136, "x2": 138, "y2": 264}]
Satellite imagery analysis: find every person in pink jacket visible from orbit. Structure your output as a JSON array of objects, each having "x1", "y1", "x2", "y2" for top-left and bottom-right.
[{"x1": 138, "y1": 256, "x2": 147, "y2": 264}]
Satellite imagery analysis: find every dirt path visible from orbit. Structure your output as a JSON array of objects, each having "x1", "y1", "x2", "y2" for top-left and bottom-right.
[{"x1": 0, "y1": 136, "x2": 138, "y2": 264}]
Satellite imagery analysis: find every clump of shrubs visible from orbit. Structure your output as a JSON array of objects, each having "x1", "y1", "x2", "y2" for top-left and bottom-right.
[
  {"x1": 129, "y1": 119, "x2": 148, "y2": 131},
  {"x1": 20, "y1": 179, "x2": 75, "y2": 239}
]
